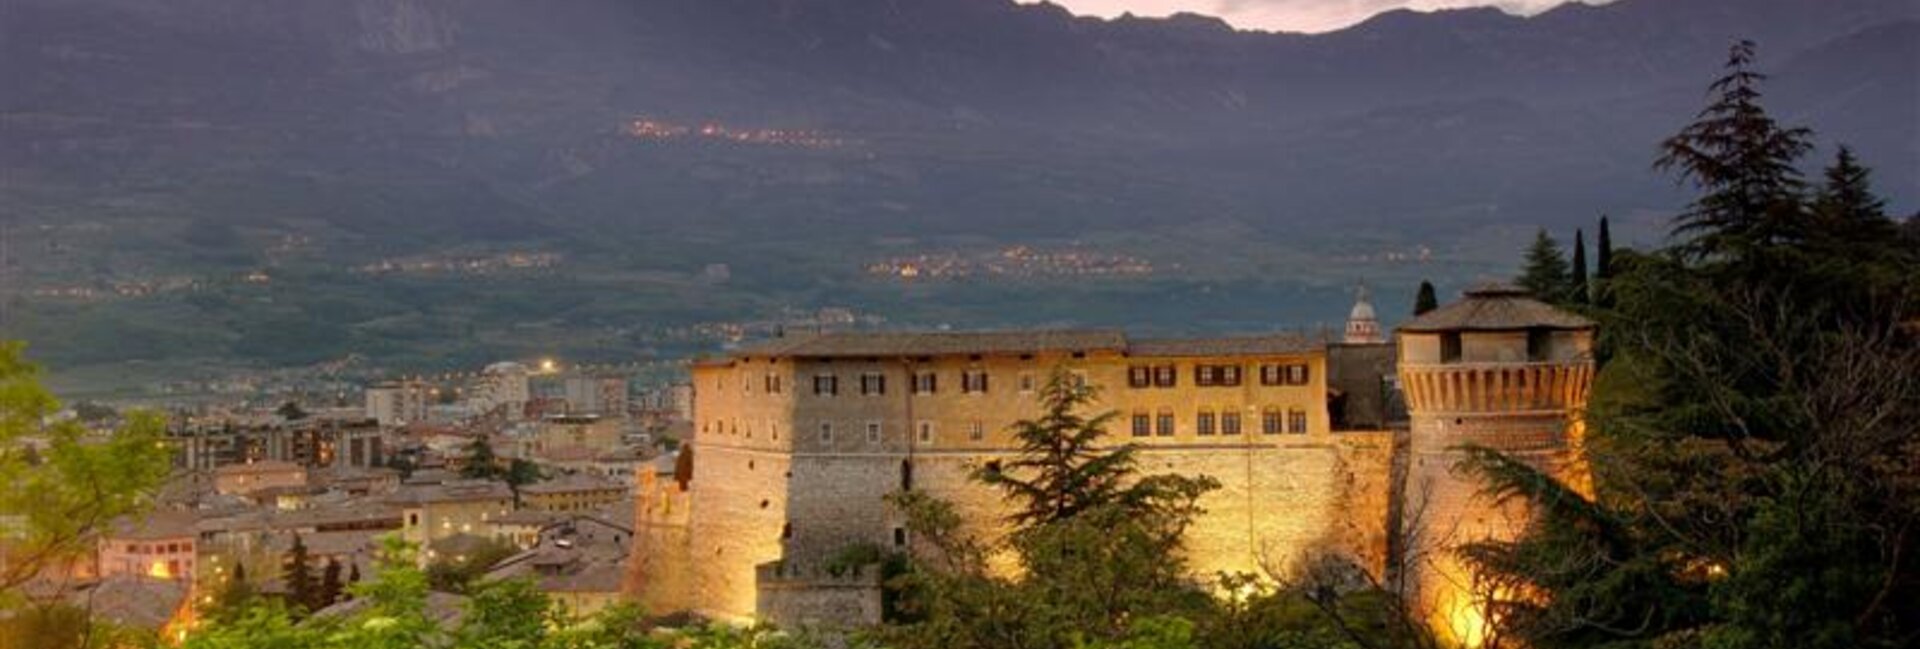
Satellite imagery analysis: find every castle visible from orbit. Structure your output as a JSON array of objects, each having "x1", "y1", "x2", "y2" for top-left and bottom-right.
[{"x1": 629, "y1": 284, "x2": 1593, "y2": 646}]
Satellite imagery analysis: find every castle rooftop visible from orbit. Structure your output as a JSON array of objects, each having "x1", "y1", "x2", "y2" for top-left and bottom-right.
[
  {"x1": 727, "y1": 329, "x2": 1321, "y2": 360},
  {"x1": 1398, "y1": 282, "x2": 1594, "y2": 333}
]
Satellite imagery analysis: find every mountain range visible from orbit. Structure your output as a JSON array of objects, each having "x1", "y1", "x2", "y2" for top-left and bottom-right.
[{"x1": 1, "y1": 0, "x2": 1914, "y2": 390}]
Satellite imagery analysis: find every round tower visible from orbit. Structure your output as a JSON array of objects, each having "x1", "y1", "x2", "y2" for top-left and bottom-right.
[
  {"x1": 1345, "y1": 282, "x2": 1385, "y2": 344},
  {"x1": 1395, "y1": 283, "x2": 1595, "y2": 647}
]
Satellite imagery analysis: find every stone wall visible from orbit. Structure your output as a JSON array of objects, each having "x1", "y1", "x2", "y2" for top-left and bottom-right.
[{"x1": 756, "y1": 561, "x2": 885, "y2": 628}]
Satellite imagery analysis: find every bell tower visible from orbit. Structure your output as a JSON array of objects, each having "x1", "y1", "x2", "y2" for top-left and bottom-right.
[{"x1": 1394, "y1": 283, "x2": 1595, "y2": 647}]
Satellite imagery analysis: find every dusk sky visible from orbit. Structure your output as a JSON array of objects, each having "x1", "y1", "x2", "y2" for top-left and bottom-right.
[{"x1": 1034, "y1": 0, "x2": 1609, "y2": 32}]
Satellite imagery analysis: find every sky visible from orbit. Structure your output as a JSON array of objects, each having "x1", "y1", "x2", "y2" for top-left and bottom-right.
[{"x1": 1032, "y1": 0, "x2": 1606, "y2": 33}]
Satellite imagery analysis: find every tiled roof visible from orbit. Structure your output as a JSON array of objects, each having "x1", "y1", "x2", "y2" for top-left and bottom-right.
[
  {"x1": 1399, "y1": 282, "x2": 1595, "y2": 332},
  {"x1": 733, "y1": 330, "x2": 1129, "y2": 358},
  {"x1": 214, "y1": 460, "x2": 305, "y2": 476},
  {"x1": 387, "y1": 480, "x2": 514, "y2": 505},
  {"x1": 107, "y1": 510, "x2": 199, "y2": 540},
  {"x1": 1125, "y1": 334, "x2": 1319, "y2": 357},
  {"x1": 521, "y1": 473, "x2": 627, "y2": 496}
]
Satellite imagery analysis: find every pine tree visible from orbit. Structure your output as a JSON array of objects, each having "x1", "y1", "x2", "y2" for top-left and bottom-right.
[
  {"x1": 1811, "y1": 146, "x2": 1897, "y2": 249},
  {"x1": 462, "y1": 437, "x2": 499, "y2": 480},
  {"x1": 319, "y1": 559, "x2": 344, "y2": 610},
  {"x1": 1596, "y1": 215, "x2": 1614, "y2": 280},
  {"x1": 1517, "y1": 228, "x2": 1571, "y2": 300},
  {"x1": 284, "y1": 534, "x2": 317, "y2": 613},
  {"x1": 211, "y1": 561, "x2": 257, "y2": 623},
  {"x1": 1414, "y1": 281, "x2": 1439, "y2": 315},
  {"x1": 1655, "y1": 39, "x2": 1813, "y2": 263},
  {"x1": 1571, "y1": 228, "x2": 1589, "y2": 304}
]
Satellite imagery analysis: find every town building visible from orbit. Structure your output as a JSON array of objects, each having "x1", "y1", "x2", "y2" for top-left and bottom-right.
[
  {"x1": 562, "y1": 374, "x2": 630, "y2": 417},
  {"x1": 390, "y1": 480, "x2": 516, "y2": 555},
  {"x1": 472, "y1": 362, "x2": 532, "y2": 420},
  {"x1": 365, "y1": 379, "x2": 432, "y2": 426},
  {"x1": 98, "y1": 511, "x2": 198, "y2": 582},
  {"x1": 212, "y1": 461, "x2": 308, "y2": 497},
  {"x1": 520, "y1": 473, "x2": 630, "y2": 513}
]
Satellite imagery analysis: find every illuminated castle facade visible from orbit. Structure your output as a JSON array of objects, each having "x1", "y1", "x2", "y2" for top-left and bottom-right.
[{"x1": 630, "y1": 285, "x2": 1592, "y2": 643}]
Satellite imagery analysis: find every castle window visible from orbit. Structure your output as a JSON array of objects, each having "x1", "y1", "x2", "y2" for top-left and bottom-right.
[
  {"x1": 1262, "y1": 408, "x2": 1283, "y2": 435},
  {"x1": 893, "y1": 527, "x2": 907, "y2": 547},
  {"x1": 900, "y1": 460, "x2": 914, "y2": 491},
  {"x1": 1156, "y1": 411, "x2": 1175, "y2": 436},
  {"x1": 1131, "y1": 412, "x2": 1151, "y2": 437},
  {"x1": 1154, "y1": 365, "x2": 1177, "y2": 387},
  {"x1": 866, "y1": 421, "x2": 882, "y2": 444},
  {"x1": 782, "y1": 523, "x2": 792, "y2": 540},
  {"x1": 1018, "y1": 373, "x2": 1035, "y2": 393},
  {"x1": 1196, "y1": 410, "x2": 1216, "y2": 435},
  {"x1": 962, "y1": 371, "x2": 989, "y2": 394},
  {"x1": 1289, "y1": 409, "x2": 1309, "y2": 434},
  {"x1": 1195, "y1": 365, "x2": 1242, "y2": 387},
  {"x1": 813, "y1": 375, "x2": 839, "y2": 396},
  {"x1": 968, "y1": 420, "x2": 985, "y2": 441},
  {"x1": 860, "y1": 373, "x2": 887, "y2": 396},
  {"x1": 913, "y1": 372, "x2": 938, "y2": 394},
  {"x1": 917, "y1": 421, "x2": 935, "y2": 445},
  {"x1": 1441, "y1": 333, "x2": 1463, "y2": 363},
  {"x1": 819, "y1": 422, "x2": 834, "y2": 443},
  {"x1": 1128, "y1": 366, "x2": 1152, "y2": 388},
  {"x1": 1221, "y1": 411, "x2": 1242, "y2": 435},
  {"x1": 1527, "y1": 328, "x2": 1551, "y2": 362},
  {"x1": 764, "y1": 374, "x2": 782, "y2": 393},
  {"x1": 1259, "y1": 364, "x2": 1283, "y2": 386}
]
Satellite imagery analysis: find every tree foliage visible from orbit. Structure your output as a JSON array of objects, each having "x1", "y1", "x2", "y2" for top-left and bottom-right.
[
  {"x1": 1413, "y1": 281, "x2": 1439, "y2": 316},
  {"x1": 1461, "y1": 40, "x2": 1919, "y2": 649},
  {"x1": 1517, "y1": 229, "x2": 1571, "y2": 302},
  {"x1": 0, "y1": 341, "x2": 171, "y2": 596}
]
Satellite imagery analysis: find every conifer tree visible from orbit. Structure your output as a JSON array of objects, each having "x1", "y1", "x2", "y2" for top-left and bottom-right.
[
  {"x1": 1655, "y1": 39, "x2": 1813, "y2": 262},
  {"x1": 1596, "y1": 216, "x2": 1613, "y2": 280},
  {"x1": 318, "y1": 559, "x2": 343, "y2": 610},
  {"x1": 283, "y1": 534, "x2": 316, "y2": 613},
  {"x1": 461, "y1": 437, "x2": 499, "y2": 480},
  {"x1": 1414, "y1": 280, "x2": 1439, "y2": 315},
  {"x1": 1811, "y1": 146, "x2": 1898, "y2": 250},
  {"x1": 1517, "y1": 228, "x2": 1570, "y2": 300},
  {"x1": 1571, "y1": 228, "x2": 1589, "y2": 304},
  {"x1": 976, "y1": 368, "x2": 1215, "y2": 527}
]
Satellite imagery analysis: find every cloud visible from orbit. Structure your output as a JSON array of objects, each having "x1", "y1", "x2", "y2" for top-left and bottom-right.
[{"x1": 1037, "y1": 0, "x2": 1599, "y2": 33}]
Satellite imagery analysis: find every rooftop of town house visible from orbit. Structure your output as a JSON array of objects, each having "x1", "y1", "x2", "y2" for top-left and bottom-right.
[
  {"x1": 212, "y1": 460, "x2": 306, "y2": 476},
  {"x1": 386, "y1": 479, "x2": 514, "y2": 505},
  {"x1": 519, "y1": 473, "x2": 628, "y2": 496},
  {"x1": 1398, "y1": 282, "x2": 1596, "y2": 333},
  {"x1": 106, "y1": 510, "x2": 199, "y2": 541}
]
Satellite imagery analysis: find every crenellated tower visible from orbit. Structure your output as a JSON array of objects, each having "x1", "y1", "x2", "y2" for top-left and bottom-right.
[{"x1": 1395, "y1": 283, "x2": 1595, "y2": 647}]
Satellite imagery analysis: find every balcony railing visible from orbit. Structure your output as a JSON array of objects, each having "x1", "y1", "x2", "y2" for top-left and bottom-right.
[{"x1": 1398, "y1": 361, "x2": 1594, "y2": 414}]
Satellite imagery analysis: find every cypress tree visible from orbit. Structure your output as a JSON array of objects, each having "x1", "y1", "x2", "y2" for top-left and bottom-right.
[
  {"x1": 284, "y1": 534, "x2": 316, "y2": 613},
  {"x1": 1571, "y1": 228, "x2": 1589, "y2": 304},
  {"x1": 318, "y1": 559, "x2": 344, "y2": 610},
  {"x1": 1517, "y1": 228, "x2": 1571, "y2": 300},
  {"x1": 1414, "y1": 280, "x2": 1439, "y2": 315}
]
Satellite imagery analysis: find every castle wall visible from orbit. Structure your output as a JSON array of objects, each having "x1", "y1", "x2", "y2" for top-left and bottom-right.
[{"x1": 638, "y1": 344, "x2": 1392, "y2": 624}]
